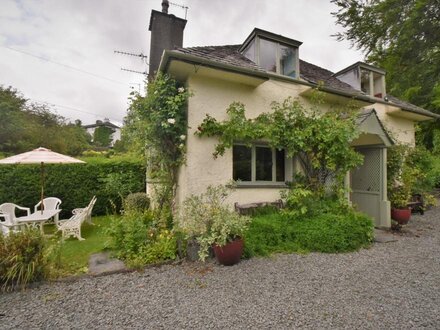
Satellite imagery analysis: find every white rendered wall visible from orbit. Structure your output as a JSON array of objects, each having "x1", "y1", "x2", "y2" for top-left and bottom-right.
[{"x1": 176, "y1": 73, "x2": 416, "y2": 207}]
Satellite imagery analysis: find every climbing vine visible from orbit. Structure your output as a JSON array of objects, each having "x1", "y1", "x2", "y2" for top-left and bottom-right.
[
  {"x1": 196, "y1": 96, "x2": 363, "y2": 192},
  {"x1": 125, "y1": 73, "x2": 191, "y2": 221}
]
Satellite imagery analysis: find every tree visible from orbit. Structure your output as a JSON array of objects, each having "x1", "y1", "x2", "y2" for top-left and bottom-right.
[
  {"x1": 332, "y1": 0, "x2": 440, "y2": 149},
  {"x1": 0, "y1": 86, "x2": 30, "y2": 153},
  {"x1": 0, "y1": 85, "x2": 91, "y2": 155},
  {"x1": 93, "y1": 126, "x2": 115, "y2": 147}
]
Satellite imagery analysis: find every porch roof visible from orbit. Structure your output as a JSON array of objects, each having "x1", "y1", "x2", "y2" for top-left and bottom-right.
[{"x1": 355, "y1": 109, "x2": 393, "y2": 147}]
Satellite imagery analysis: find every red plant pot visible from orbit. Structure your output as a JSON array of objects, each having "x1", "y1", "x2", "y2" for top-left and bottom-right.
[
  {"x1": 391, "y1": 208, "x2": 411, "y2": 225},
  {"x1": 213, "y1": 238, "x2": 244, "y2": 266}
]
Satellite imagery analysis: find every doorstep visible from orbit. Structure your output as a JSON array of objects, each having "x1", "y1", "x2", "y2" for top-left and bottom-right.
[{"x1": 374, "y1": 229, "x2": 399, "y2": 243}]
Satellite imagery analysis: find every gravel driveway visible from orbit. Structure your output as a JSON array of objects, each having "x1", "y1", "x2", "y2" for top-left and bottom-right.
[{"x1": 1, "y1": 207, "x2": 439, "y2": 329}]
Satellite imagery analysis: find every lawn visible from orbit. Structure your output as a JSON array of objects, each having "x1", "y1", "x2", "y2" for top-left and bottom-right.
[{"x1": 46, "y1": 215, "x2": 115, "y2": 275}]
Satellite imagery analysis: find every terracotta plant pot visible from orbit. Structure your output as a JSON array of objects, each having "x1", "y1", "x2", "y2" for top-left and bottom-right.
[
  {"x1": 213, "y1": 238, "x2": 244, "y2": 266},
  {"x1": 391, "y1": 208, "x2": 411, "y2": 225}
]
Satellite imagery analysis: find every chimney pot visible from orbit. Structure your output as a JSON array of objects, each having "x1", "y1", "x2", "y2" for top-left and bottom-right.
[{"x1": 162, "y1": 0, "x2": 169, "y2": 14}]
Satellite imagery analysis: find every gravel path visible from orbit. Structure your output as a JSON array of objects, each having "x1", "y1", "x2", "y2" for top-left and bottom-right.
[{"x1": 1, "y1": 207, "x2": 439, "y2": 329}]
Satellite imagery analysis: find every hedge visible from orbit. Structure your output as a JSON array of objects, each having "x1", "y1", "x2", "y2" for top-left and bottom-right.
[{"x1": 0, "y1": 156, "x2": 146, "y2": 218}]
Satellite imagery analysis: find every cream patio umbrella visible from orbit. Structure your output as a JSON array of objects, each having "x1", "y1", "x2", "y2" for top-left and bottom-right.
[{"x1": 0, "y1": 147, "x2": 85, "y2": 213}]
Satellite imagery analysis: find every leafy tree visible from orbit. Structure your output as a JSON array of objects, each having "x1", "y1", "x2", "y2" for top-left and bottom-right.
[
  {"x1": 0, "y1": 85, "x2": 91, "y2": 155},
  {"x1": 332, "y1": 0, "x2": 440, "y2": 149},
  {"x1": 93, "y1": 126, "x2": 115, "y2": 147},
  {"x1": 0, "y1": 87, "x2": 30, "y2": 153}
]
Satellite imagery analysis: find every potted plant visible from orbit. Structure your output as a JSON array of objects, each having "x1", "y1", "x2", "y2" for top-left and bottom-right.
[
  {"x1": 175, "y1": 185, "x2": 251, "y2": 265},
  {"x1": 387, "y1": 145, "x2": 416, "y2": 225},
  {"x1": 389, "y1": 184, "x2": 412, "y2": 225}
]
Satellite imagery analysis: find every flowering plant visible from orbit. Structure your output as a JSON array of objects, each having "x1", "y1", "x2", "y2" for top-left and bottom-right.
[
  {"x1": 175, "y1": 185, "x2": 252, "y2": 261},
  {"x1": 125, "y1": 73, "x2": 191, "y2": 221}
]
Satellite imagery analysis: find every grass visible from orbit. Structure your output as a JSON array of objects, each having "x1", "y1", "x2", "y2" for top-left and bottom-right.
[{"x1": 45, "y1": 215, "x2": 115, "y2": 275}]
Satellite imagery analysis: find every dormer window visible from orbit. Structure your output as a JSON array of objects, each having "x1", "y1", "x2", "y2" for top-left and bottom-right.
[
  {"x1": 240, "y1": 28, "x2": 302, "y2": 78},
  {"x1": 334, "y1": 62, "x2": 386, "y2": 99}
]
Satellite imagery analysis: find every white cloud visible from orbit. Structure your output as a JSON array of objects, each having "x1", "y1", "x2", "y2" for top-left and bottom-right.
[{"x1": 0, "y1": 0, "x2": 364, "y2": 125}]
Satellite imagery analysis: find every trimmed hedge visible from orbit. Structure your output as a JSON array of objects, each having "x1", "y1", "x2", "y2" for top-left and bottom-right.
[{"x1": 0, "y1": 156, "x2": 146, "y2": 218}]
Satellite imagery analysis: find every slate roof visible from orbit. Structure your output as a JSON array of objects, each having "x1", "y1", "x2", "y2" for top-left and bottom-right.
[
  {"x1": 298, "y1": 59, "x2": 359, "y2": 93},
  {"x1": 171, "y1": 44, "x2": 439, "y2": 119},
  {"x1": 385, "y1": 95, "x2": 437, "y2": 118},
  {"x1": 174, "y1": 45, "x2": 360, "y2": 94},
  {"x1": 174, "y1": 45, "x2": 263, "y2": 72},
  {"x1": 83, "y1": 122, "x2": 120, "y2": 129}
]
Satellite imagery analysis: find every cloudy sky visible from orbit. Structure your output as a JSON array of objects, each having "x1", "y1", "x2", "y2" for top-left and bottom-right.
[{"x1": 0, "y1": 0, "x2": 364, "y2": 126}]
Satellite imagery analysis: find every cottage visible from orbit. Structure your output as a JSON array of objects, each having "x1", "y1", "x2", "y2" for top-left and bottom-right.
[
  {"x1": 147, "y1": 1, "x2": 439, "y2": 228},
  {"x1": 83, "y1": 119, "x2": 121, "y2": 147}
]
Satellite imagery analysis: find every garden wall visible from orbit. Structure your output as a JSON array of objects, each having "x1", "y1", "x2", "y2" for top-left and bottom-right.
[{"x1": 0, "y1": 156, "x2": 146, "y2": 218}]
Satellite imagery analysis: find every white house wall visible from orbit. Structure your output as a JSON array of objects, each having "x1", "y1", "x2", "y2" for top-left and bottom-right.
[
  {"x1": 179, "y1": 75, "x2": 332, "y2": 207},
  {"x1": 365, "y1": 103, "x2": 415, "y2": 145},
  {"x1": 176, "y1": 73, "x2": 417, "y2": 207}
]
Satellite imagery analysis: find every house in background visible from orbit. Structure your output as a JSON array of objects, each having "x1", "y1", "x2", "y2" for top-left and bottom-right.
[
  {"x1": 147, "y1": 1, "x2": 439, "y2": 228},
  {"x1": 83, "y1": 118, "x2": 121, "y2": 147}
]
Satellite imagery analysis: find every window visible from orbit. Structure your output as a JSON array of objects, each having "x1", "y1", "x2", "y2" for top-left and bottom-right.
[
  {"x1": 243, "y1": 37, "x2": 298, "y2": 78},
  {"x1": 360, "y1": 68, "x2": 385, "y2": 98},
  {"x1": 259, "y1": 39, "x2": 278, "y2": 73},
  {"x1": 243, "y1": 39, "x2": 256, "y2": 63},
  {"x1": 233, "y1": 145, "x2": 252, "y2": 181},
  {"x1": 280, "y1": 45, "x2": 296, "y2": 77},
  {"x1": 233, "y1": 144, "x2": 285, "y2": 184}
]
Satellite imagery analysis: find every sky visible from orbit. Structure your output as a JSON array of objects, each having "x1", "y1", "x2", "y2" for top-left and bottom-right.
[{"x1": 0, "y1": 0, "x2": 364, "y2": 126}]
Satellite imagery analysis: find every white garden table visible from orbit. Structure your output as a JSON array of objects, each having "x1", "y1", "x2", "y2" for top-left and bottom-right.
[{"x1": 17, "y1": 209, "x2": 61, "y2": 233}]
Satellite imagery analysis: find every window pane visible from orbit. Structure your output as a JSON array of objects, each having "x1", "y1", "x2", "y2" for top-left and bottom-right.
[
  {"x1": 256, "y1": 146, "x2": 273, "y2": 181},
  {"x1": 233, "y1": 145, "x2": 252, "y2": 181},
  {"x1": 276, "y1": 149, "x2": 285, "y2": 182},
  {"x1": 360, "y1": 69, "x2": 370, "y2": 95},
  {"x1": 243, "y1": 40, "x2": 256, "y2": 62},
  {"x1": 259, "y1": 38, "x2": 277, "y2": 73},
  {"x1": 280, "y1": 45, "x2": 296, "y2": 78}
]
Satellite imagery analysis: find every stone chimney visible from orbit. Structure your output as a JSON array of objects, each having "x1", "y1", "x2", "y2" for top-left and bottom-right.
[{"x1": 149, "y1": 0, "x2": 187, "y2": 77}]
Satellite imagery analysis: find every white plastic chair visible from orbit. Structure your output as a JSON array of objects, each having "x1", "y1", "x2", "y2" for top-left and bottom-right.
[
  {"x1": 34, "y1": 197, "x2": 62, "y2": 225},
  {"x1": 72, "y1": 196, "x2": 96, "y2": 225},
  {"x1": 0, "y1": 203, "x2": 30, "y2": 235},
  {"x1": 34, "y1": 197, "x2": 62, "y2": 212}
]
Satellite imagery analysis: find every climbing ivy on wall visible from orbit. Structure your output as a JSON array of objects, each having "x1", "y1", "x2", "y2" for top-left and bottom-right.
[
  {"x1": 196, "y1": 96, "x2": 363, "y2": 192},
  {"x1": 124, "y1": 73, "x2": 191, "y2": 221},
  {"x1": 93, "y1": 126, "x2": 115, "y2": 147}
]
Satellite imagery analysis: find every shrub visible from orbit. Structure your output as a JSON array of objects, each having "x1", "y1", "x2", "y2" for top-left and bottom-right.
[
  {"x1": 244, "y1": 209, "x2": 373, "y2": 258},
  {"x1": 0, "y1": 229, "x2": 47, "y2": 291},
  {"x1": 292, "y1": 212, "x2": 374, "y2": 253},
  {"x1": 106, "y1": 211, "x2": 177, "y2": 268},
  {"x1": 175, "y1": 185, "x2": 252, "y2": 261},
  {"x1": 243, "y1": 213, "x2": 302, "y2": 257},
  {"x1": 281, "y1": 187, "x2": 351, "y2": 219},
  {"x1": 124, "y1": 192, "x2": 150, "y2": 213},
  {"x1": 0, "y1": 156, "x2": 145, "y2": 218},
  {"x1": 106, "y1": 211, "x2": 154, "y2": 259},
  {"x1": 129, "y1": 230, "x2": 177, "y2": 268}
]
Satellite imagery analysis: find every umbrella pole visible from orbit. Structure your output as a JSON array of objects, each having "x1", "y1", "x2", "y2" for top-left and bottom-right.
[{"x1": 40, "y1": 162, "x2": 44, "y2": 214}]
